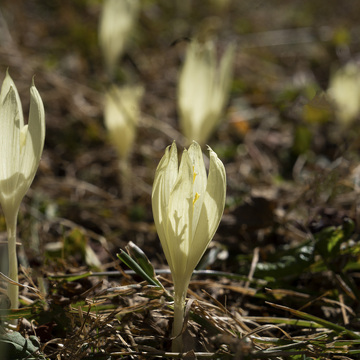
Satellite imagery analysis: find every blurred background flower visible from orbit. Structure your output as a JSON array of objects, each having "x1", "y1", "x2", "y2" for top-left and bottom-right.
[
  {"x1": 177, "y1": 40, "x2": 234, "y2": 146},
  {"x1": 104, "y1": 84, "x2": 143, "y2": 161},
  {"x1": 327, "y1": 61, "x2": 360, "y2": 125},
  {"x1": 99, "y1": 0, "x2": 140, "y2": 77}
]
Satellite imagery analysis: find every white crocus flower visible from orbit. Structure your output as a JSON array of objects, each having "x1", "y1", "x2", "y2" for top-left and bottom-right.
[
  {"x1": 327, "y1": 61, "x2": 360, "y2": 125},
  {"x1": 104, "y1": 84, "x2": 143, "y2": 201},
  {"x1": 99, "y1": 0, "x2": 140, "y2": 76},
  {"x1": 104, "y1": 84, "x2": 143, "y2": 160},
  {"x1": 0, "y1": 71, "x2": 45, "y2": 310},
  {"x1": 151, "y1": 141, "x2": 226, "y2": 352},
  {"x1": 178, "y1": 40, "x2": 234, "y2": 145}
]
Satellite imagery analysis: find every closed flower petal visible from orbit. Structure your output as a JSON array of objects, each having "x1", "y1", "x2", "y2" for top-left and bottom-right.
[
  {"x1": 166, "y1": 150, "x2": 193, "y2": 277},
  {"x1": 188, "y1": 146, "x2": 226, "y2": 273},
  {"x1": 0, "y1": 71, "x2": 24, "y2": 127},
  {"x1": 20, "y1": 80, "x2": 46, "y2": 188},
  {"x1": 152, "y1": 142, "x2": 179, "y2": 273},
  {"x1": 0, "y1": 87, "x2": 21, "y2": 211},
  {"x1": 187, "y1": 142, "x2": 207, "y2": 238},
  {"x1": 0, "y1": 73, "x2": 45, "y2": 223},
  {"x1": 151, "y1": 141, "x2": 226, "y2": 302}
]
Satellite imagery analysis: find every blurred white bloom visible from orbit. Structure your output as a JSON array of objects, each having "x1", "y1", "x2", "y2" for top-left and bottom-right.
[
  {"x1": 99, "y1": 0, "x2": 140, "y2": 75},
  {"x1": 178, "y1": 40, "x2": 234, "y2": 145},
  {"x1": 327, "y1": 61, "x2": 360, "y2": 125},
  {"x1": 152, "y1": 141, "x2": 226, "y2": 351},
  {"x1": 104, "y1": 84, "x2": 143, "y2": 159},
  {"x1": 0, "y1": 71, "x2": 45, "y2": 310}
]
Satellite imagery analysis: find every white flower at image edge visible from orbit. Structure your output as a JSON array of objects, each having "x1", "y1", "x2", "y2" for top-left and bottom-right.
[
  {"x1": 151, "y1": 141, "x2": 226, "y2": 303},
  {"x1": 0, "y1": 71, "x2": 45, "y2": 224},
  {"x1": 327, "y1": 61, "x2": 360, "y2": 125}
]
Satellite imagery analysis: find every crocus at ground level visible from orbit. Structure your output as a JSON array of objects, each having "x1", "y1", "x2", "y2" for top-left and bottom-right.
[{"x1": 152, "y1": 141, "x2": 226, "y2": 352}]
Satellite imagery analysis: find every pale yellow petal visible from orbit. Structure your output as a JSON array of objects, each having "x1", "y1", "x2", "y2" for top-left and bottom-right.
[
  {"x1": 153, "y1": 142, "x2": 178, "y2": 208},
  {"x1": 152, "y1": 142, "x2": 179, "y2": 273},
  {"x1": 20, "y1": 82, "x2": 45, "y2": 185},
  {"x1": 187, "y1": 146, "x2": 226, "y2": 273},
  {"x1": 0, "y1": 71, "x2": 24, "y2": 128},
  {"x1": 166, "y1": 149, "x2": 193, "y2": 278},
  {"x1": 187, "y1": 141, "x2": 207, "y2": 237},
  {"x1": 0, "y1": 87, "x2": 22, "y2": 221}
]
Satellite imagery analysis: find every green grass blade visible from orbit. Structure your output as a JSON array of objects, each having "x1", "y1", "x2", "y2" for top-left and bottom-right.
[{"x1": 267, "y1": 302, "x2": 360, "y2": 339}]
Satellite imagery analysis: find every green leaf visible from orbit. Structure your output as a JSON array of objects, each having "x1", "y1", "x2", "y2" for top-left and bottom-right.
[
  {"x1": 314, "y1": 219, "x2": 355, "y2": 260},
  {"x1": 254, "y1": 241, "x2": 315, "y2": 279},
  {"x1": 117, "y1": 248, "x2": 163, "y2": 289},
  {"x1": 126, "y1": 241, "x2": 159, "y2": 283},
  {"x1": 0, "y1": 332, "x2": 46, "y2": 359}
]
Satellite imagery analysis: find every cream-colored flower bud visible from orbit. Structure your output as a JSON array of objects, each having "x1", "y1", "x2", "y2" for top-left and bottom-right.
[
  {"x1": 99, "y1": 0, "x2": 140, "y2": 75},
  {"x1": 152, "y1": 141, "x2": 226, "y2": 352},
  {"x1": 0, "y1": 72, "x2": 45, "y2": 228},
  {"x1": 327, "y1": 61, "x2": 360, "y2": 125},
  {"x1": 178, "y1": 40, "x2": 234, "y2": 145},
  {"x1": 0, "y1": 71, "x2": 45, "y2": 310},
  {"x1": 104, "y1": 84, "x2": 143, "y2": 160}
]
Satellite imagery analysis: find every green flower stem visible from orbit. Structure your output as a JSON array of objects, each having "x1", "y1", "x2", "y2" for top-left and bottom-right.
[
  {"x1": 119, "y1": 158, "x2": 132, "y2": 203},
  {"x1": 172, "y1": 278, "x2": 191, "y2": 353},
  {"x1": 7, "y1": 212, "x2": 19, "y2": 311},
  {"x1": 172, "y1": 295, "x2": 185, "y2": 353}
]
